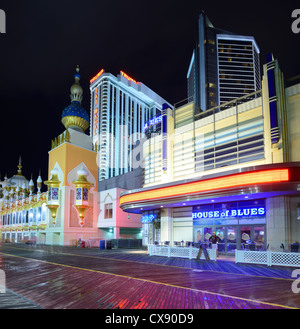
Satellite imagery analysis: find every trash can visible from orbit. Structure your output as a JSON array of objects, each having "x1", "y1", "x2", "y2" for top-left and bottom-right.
[
  {"x1": 106, "y1": 240, "x2": 112, "y2": 250},
  {"x1": 100, "y1": 240, "x2": 105, "y2": 250},
  {"x1": 291, "y1": 243, "x2": 299, "y2": 252}
]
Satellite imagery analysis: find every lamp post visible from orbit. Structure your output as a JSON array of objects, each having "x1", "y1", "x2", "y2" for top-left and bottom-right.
[
  {"x1": 72, "y1": 167, "x2": 93, "y2": 227},
  {"x1": 44, "y1": 168, "x2": 61, "y2": 226}
]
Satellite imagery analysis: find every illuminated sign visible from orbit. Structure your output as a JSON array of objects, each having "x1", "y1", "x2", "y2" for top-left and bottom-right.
[
  {"x1": 93, "y1": 88, "x2": 99, "y2": 136},
  {"x1": 143, "y1": 115, "x2": 162, "y2": 131},
  {"x1": 120, "y1": 71, "x2": 138, "y2": 84},
  {"x1": 120, "y1": 168, "x2": 290, "y2": 206},
  {"x1": 94, "y1": 108, "x2": 98, "y2": 136},
  {"x1": 141, "y1": 214, "x2": 155, "y2": 223},
  {"x1": 192, "y1": 207, "x2": 265, "y2": 219},
  {"x1": 90, "y1": 69, "x2": 104, "y2": 84}
]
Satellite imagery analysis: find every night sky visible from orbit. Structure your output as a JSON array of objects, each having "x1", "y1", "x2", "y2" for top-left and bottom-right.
[{"x1": 0, "y1": 0, "x2": 299, "y2": 188}]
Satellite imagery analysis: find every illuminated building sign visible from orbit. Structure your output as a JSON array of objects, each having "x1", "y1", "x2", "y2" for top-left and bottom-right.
[
  {"x1": 94, "y1": 108, "x2": 98, "y2": 136},
  {"x1": 192, "y1": 207, "x2": 265, "y2": 219},
  {"x1": 93, "y1": 88, "x2": 99, "y2": 136},
  {"x1": 120, "y1": 71, "x2": 138, "y2": 84},
  {"x1": 143, "y1": 115, "x2": 162, "y2": 131},
  {"x1": 90, "y1": 68, "x2": 104, "y2": 84},
  {"x1": 266, "y1": 54, "x2": 279, "y2": 144}
]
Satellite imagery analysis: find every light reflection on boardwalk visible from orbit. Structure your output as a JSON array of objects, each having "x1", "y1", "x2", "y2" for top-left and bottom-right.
[{"x1": 0, "y1": 244, "x2": 299, "y2": 309}]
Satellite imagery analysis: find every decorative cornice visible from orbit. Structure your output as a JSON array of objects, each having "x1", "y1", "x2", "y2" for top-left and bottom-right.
[{"x1": 61, "y1": 116, "x2": 89, "y2": 132}]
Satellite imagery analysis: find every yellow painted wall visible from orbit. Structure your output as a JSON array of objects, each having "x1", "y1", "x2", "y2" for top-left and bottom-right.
[
  {"x1": 47, "y1": 141, "x2": 99, "y2": 246},
  {"x1": 48, "y1": 142, "x2": 98, "y2": 190}
]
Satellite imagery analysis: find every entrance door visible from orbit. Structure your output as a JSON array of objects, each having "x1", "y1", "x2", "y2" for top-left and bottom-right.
[
  {"x1": 253, "y1": 226, "x2": 265, "y2": 251},
  {"x1": 227, "y1": 226, "x2": 237, "y2": 253},
  {"x1": 241, "y1": 226, "x2": 252, "y2": 250},
  {"x1": 215, "y1": 227, "x2": 225, "y2": 252},
  {"x1": 203, "y1": 227, "x2": 213, "y2": 243}
]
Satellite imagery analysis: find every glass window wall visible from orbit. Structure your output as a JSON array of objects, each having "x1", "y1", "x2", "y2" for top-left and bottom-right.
[{"x1": 192, "y1": 199, "x2": 266, "y2": 254}]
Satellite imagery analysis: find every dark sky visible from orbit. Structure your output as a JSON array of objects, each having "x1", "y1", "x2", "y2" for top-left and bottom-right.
[{"x1": 0, "y1": 0, "x2": 299, "y2": 187}]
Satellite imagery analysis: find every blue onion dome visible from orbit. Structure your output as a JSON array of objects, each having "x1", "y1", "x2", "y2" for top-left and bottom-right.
[{"x1": 61, "y1": 66, "x2": 89, "y2": 132}]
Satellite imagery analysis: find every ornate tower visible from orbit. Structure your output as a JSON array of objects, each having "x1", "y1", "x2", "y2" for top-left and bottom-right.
[
  {"x1": 61, "y1": 66, "x2": 89, "y2": 132},
  {"x1": 45, "y1": 66, "x2": 99, "y2": 245}
]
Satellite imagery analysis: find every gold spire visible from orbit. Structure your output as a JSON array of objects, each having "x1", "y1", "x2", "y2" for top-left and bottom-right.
[
  {"x1": 17, "y1": 156, "x2": 22, "y2": 176},
  {"x1": 61, "y1": 66, "x2": 89, "y2": 132},
  {"x1": 70, "y1": 65, "x2": 83, "y2": 103}
]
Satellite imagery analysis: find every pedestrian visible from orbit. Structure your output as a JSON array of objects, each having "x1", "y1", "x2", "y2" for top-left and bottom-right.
[
  {"x1": 196, "y1": 241, "x2": 210, "y2": 261},
  {"x1": 209, "y1": 232, "x2": 220, "y2": 257}
]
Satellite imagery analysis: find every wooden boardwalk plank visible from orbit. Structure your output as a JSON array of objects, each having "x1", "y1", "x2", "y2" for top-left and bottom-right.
[{"x1": 0, "y1": 243, "x2": 299, "y2": 309}]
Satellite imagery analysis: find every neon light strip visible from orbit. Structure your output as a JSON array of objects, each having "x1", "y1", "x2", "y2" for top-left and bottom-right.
[
  {"x1": 120, "y1": 169, "x2": 289, "y2": 205},
  {"x1": 120, "y1": 71, "x2": 138, "y2": 84},
  {"x1": 90, "y1": 69, "x2": 104, "y2": 84}
]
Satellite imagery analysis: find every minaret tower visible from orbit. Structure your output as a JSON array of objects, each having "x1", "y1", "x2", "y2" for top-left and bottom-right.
[{"x1": 46, "y1": 66, "x2": 99, "y2": 246}]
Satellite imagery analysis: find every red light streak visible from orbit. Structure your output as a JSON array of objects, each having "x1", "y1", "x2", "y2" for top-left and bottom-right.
[{"x1": 120, "y1": 169, "x2": 290, "y2": 205}]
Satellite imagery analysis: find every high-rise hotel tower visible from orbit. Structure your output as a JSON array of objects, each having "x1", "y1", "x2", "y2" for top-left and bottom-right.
[
  {"x1": 90, "y1": 69, "x2": 171, "y2": 182},
  {"x1": 187, "y1": 12, "x2": 261, "y2": 110}
]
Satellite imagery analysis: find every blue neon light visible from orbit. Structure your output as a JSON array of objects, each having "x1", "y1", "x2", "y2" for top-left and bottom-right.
[
  {"x1": 266, "y1": 53, "x2": 279, "y2": 144},
  {"x1": 141, "y1": 214, "x2": 155, "y2": 223},
  {"x1": 143, "y1": 115, "x2": 162, "y2": 131},
  {"x1": 192, "y1": 207, "x2": 265, "y2": 219}
]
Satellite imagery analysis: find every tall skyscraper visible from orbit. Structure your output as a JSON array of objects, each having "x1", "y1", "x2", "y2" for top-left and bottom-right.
[
  {"x1": 187, "y1": 12, "x2": 261, "y2": 111},
  {"x1": 90, "y1": 69, "x2": 171, "y2": 182}
]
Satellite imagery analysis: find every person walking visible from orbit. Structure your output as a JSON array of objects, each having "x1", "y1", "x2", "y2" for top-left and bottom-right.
[
  {"x1": 196, "y1": 241, "x2": 210, "y2": 261},
  {"x1": 209, "y1": 232, "x2": 220, "y2": 257}
]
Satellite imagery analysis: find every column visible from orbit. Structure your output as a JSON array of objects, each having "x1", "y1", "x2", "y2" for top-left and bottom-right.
[
  {"x1": 160, "y1": 208, "x2": 173, "y2": 245},
  {"x1": 114, "y1": 226, "x2": 120, "y2": 239},
  {"x1": 266, "y1": 196, "x2": 291, "y2": 250}
]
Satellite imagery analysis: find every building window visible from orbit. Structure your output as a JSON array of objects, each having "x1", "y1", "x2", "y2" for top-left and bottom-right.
[{"x1": 104, "y1": 203, "x2": 113, "y2": 219}]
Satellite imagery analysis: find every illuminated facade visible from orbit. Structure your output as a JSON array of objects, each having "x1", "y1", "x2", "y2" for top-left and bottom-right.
[
  {"x1": 0, "y1": 66, "x2": 173, "y2": 245},
  {"x1": 90, "y1": 69, "x2": 172, "y2": 181},
  {"x1": 89, "y1": 69, "x2": 172, "y2": 239},
  {"x1": 0, "y1": 158, "x2": 47, "y2": 243},
  {"x1": 120, "y1": 57, "x2": 300, "y2": 253},
  {"x1": 187, "y1": 12, "x2": 261, "y2": 111},
  {"x1": 0, "y1": 67, "x2": 100, "y2": 245}
]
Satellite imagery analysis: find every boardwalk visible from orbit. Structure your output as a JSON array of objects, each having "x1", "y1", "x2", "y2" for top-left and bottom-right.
[
  {"x1": 0, "y1": 243, "x2": 299, "y2": 309},
  {"x1": 0, "y1": 288, "x2": 41, "y2": 309}
]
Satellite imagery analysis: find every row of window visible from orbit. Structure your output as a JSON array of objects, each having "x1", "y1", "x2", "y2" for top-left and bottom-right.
[
  {"x1": 92, "y1": 79, "x2": 161, "y2": 180},
  {"x1": 1, "y1": 206, "x2": 47, "y2": 226}
]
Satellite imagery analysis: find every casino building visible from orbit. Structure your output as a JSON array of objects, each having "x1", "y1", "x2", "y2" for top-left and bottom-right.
[
  {"x1": 187, "y1": 12, "x2": 261, "y2": 110},
  {"x1": 89, "y1": 69, "x2": 172, "y2": 181},
  {"x1": 0, "y1": 55, "x2": 299, "y2": 251},
  {"x1": 0, "y1": 66, "x2": 172, "y2": 245},
  {"x1": 120, "y1": 56, "x2": 300, "y2": 253}
]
